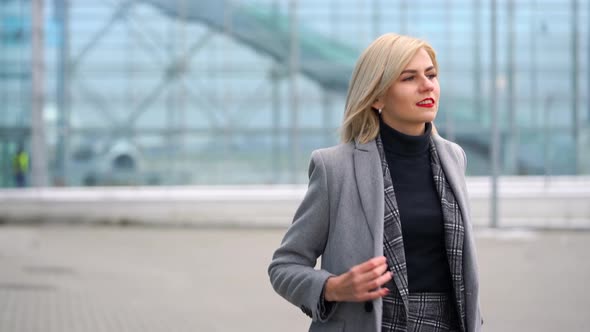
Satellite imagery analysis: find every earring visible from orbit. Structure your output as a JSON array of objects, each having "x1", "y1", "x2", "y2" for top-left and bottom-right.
[{"x1": 378, "y1": 108, "x2": 382, "y2": 114}]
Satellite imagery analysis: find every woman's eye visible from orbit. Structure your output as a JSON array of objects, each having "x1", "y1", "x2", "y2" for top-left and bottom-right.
[
  {"x1": 427, "y1": 74, "x2": 438, "y2": 79},
  {"x1": 402, "y1": 76, "x2": 414, "y2": 82}
]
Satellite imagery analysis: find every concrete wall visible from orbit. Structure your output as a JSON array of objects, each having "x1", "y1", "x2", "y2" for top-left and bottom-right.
[{"x1": 0, "y1": 177, "x2": 589, "y2": 229}]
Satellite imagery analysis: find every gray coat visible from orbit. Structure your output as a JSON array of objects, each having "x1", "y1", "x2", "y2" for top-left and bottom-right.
[{"x1": 268, "y1": 134, "x2": 483, "y2": 332}]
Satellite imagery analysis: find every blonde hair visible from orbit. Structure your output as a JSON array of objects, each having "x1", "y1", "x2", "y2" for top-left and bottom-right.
[{"x1": 340, "y1": 33, "x2": 438, "y2": 144}]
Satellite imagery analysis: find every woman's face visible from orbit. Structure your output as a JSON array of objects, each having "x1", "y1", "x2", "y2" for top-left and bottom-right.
[{"x1": 373, "y1": 48, "x2": 440, "y2": 136}]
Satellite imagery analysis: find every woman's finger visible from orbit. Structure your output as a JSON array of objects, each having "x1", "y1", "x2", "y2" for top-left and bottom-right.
[
  {"x1": 359, "y1": 268, "x2": 393, "y2": 292},
  {"x1": 357, "y1": 261, "x2": 389, "y2": 284},
  {"x1": 351, "y1": 256, "x2": 387, "y2": 274},
  {"x1": 357, "y1": 287, "x2": 390, "y2": 302}
]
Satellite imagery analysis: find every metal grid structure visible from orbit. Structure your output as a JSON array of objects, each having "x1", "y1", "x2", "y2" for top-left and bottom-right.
[
  {"x1": 0, "y1": 0, "x2": 32, "y2": 187},
  {"x1": 1, "y1": 0, "x2": 589, "y2": 187}
]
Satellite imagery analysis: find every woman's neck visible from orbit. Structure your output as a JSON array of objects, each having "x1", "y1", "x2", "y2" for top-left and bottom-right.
[
  {"x1": 379, "y1": 117, "x2": 432, "y2": 157},
  {"x1": 380, "y1": 115, "x2": 426, "y2": 136}
]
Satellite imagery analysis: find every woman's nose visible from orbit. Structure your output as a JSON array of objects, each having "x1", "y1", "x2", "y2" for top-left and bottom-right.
[{"x1": 421, "y1": 77, "x2": 435, "y2": 91}]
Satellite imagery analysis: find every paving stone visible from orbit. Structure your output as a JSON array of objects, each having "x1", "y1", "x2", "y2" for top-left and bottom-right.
[{"x1": 0, "y1": 225, "x2": 588, "y2": 332}]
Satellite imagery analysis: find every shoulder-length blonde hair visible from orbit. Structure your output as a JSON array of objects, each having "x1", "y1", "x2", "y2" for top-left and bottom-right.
[{"x1": 341, "y1": 33, "x2": 438, "y2": 144}]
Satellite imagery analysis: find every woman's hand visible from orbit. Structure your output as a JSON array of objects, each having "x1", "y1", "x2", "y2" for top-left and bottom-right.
[{"x1": 323, "y1": 256, "x2": 393, "y2": 302}]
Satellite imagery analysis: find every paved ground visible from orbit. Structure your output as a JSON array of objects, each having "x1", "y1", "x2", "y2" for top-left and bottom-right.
[{"x1": 0, "y1": 224, "x2": 588, "y2": 332}]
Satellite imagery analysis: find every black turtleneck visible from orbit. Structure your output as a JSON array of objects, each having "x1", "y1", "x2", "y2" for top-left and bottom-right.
[{"x1": 379, "y1": 118, "x2": 453, "y2": 293}]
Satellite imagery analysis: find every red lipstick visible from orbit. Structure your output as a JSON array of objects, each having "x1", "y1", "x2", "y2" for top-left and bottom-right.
[{"x1": 416, "y1": 98, "x2": 435, "y2": 108}]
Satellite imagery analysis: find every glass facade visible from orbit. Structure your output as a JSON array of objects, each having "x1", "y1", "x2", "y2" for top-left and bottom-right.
[
  {"x1": 1, "y1": 0, "x2": 589, "y2": 186},
  {"x1": 0, "y1": 0, "x2": 32, "y2": 187}
]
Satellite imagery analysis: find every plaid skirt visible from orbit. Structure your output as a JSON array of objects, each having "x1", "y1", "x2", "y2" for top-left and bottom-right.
[{"x1": 382, "y1": 292, "x2": 462, "y2": 332}]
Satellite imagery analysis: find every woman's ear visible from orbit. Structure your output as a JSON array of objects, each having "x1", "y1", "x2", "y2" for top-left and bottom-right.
[{"x1": 372, "y1": 98, "x2": 384, "y2": 111}]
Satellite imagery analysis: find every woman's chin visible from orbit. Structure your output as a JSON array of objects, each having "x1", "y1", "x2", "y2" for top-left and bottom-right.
[{"x1": 416, "y1": 114, "x2": 437, "y2": 124}]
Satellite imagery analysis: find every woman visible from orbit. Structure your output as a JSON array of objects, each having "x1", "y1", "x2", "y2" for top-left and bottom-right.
[{"x1": 268, "y1": 33, "x2": 483, "y2": 332}]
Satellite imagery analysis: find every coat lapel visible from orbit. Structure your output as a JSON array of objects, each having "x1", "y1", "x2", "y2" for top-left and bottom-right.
[
  {"x1": 430, "y1": 137, "x2": 467, "y2": 331},
  {"x1": 432, "y1": 135, "x2": 469, "y2": 218},
  {"x1": 433, "y1": 134, "x2": 480, "y2": 331},
  {"x1": 353, "y1": 139, "x2": 384, "y2": 247},
  {"x1": 372, "y1": 136, "x2": 411, "y2": 317}
]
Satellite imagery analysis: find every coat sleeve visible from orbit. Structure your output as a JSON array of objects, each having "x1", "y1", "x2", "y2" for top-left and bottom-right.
[{"x1": 268, "y1": 150, "x2": 339, "y2": 322}]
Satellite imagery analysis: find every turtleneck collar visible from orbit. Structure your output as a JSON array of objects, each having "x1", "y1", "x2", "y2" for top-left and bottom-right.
[{"x1": 379, "y1": 117, "x2": 432, "y2": 157}]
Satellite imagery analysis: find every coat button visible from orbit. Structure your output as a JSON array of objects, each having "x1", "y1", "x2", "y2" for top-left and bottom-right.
[{"x1": 364, "y1": 301, "x2": 373, "y2": 313}]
